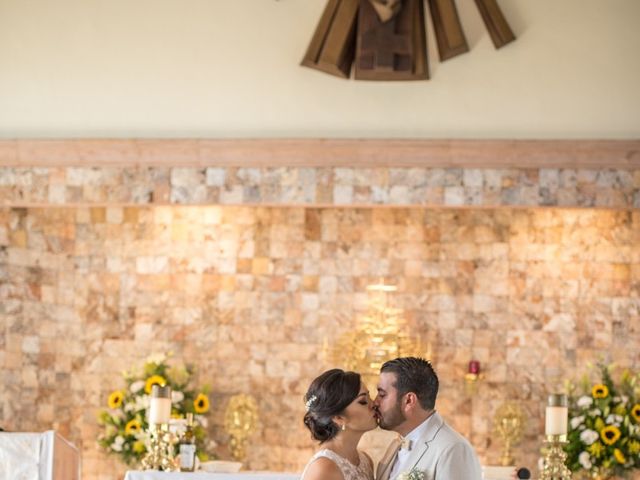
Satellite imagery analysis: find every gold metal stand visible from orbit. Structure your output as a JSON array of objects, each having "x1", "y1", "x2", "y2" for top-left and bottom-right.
[
  {"x1": 540, "y1": 435, "x2": 572, "y2": 480},
  {"x1": 224, "y1": 394, "x2": 258, "y2": 463},
  {"x1": 493, "y1": 402, "x2": 525, "y2": 466},
  {"x1": 140, "y1": 423, "x2": 178, "y2": 471},
  {"x1": 324, "y1": 282, "x2": 432, "y2": 390}
]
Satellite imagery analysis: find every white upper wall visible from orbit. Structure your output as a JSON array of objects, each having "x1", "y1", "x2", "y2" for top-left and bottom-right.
[{"x1": 0, "y1": 0, "x2": 639, "y2": 139}]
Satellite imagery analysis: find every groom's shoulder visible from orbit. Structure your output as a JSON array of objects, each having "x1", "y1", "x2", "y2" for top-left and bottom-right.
[{"x1": 436, "y1": 420, "x2": 474, "y2": 449}]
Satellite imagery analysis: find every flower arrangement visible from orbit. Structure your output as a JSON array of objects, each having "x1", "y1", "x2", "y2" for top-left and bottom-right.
[
  {"x1": 98, "y1": 353, "x2": 214, "y2": 466},
  {"x1": 397, "y1": 467, "x2": 425, "y2": 480},
  {"x1": 565, "y1": 362, "x2": 640, "y2": 478}
]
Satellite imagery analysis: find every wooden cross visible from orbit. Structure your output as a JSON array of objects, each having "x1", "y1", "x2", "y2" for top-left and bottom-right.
[{"x1": 360, "y1": 17, "x2": 412, "y2": 71}]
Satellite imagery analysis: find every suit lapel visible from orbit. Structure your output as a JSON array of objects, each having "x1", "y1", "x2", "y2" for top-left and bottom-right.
[
  {"x1": 396, "y1": 412, "x2": 445, "y2": 476},
  {"x1": 376, "y1": 437, "x2": 402, "y2": 480}
]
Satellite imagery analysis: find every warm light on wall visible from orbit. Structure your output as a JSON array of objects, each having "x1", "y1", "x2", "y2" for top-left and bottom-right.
[{"x1": 324, "y1": 281, "x2": 432, "y2": 387}]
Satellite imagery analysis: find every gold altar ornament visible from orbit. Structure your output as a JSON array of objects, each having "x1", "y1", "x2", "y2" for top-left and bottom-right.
[
  {"x1": 324, "y1": 282, "x2": 431, "y2": 389},
  {"x1": 493, "y1": 401, "x2": 526, "y2": 466},
  {"x1": 224, "y1": 394, "x2": 258, "y2": 463}
]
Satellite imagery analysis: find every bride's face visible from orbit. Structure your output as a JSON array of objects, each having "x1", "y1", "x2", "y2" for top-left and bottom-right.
[{"x1": 340, "y1": 382, "x2": 377, "y2": 432}]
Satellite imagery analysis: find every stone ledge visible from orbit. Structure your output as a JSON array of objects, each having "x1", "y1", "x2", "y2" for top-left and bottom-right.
[{"x1": 1, "y1": 139, "x2": 639, "y2": 168}]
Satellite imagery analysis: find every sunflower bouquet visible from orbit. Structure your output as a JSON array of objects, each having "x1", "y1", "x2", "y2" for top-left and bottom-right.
[
  {"x1": 98, "y1": 353, "x2": 214, "y2": 466},
  {"x1": 565, "y1": 363, "x2": 640, "y2": 478}
]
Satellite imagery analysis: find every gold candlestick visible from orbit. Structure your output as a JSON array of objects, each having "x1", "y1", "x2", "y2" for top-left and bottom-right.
[
  {"x1": 140, "y1": 423, "x2": 178, "y2": 471},
  {"x1": 539, "y1": 434, "x2": 572, "y2": 480},
  {"x1": 141, "y1": 385, "x2": 177, "y2": 471},
  {"x1": 540, "y1": 394, "x2": 571, "y2": 480}
]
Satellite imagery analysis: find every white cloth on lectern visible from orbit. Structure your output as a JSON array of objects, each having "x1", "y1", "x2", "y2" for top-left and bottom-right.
[{"x1": 0, "y1": 432, "x2": 41, "y2": 480}]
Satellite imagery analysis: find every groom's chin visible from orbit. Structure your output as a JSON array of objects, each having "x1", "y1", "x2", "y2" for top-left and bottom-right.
[{"x1": 376, "y1": 422, "x2": 391, "y2": 431}]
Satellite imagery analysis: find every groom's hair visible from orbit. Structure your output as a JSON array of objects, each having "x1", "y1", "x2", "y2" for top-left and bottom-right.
[{"x1": 381, "y1": 357, "x2": 438, "y2": 410}]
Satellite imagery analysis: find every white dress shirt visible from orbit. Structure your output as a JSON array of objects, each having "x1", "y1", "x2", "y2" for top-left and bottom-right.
[{"x1": 389, "y1": 413, "x2": 435, "y2": 480}]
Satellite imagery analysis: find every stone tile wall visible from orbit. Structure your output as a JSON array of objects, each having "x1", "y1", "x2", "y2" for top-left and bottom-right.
[
  {"x1": 1, "y1": 204, "x2": 639, "y2": 480},
  {"x1": 1, "y1": 166, "x2": 639, "y2": 208}
]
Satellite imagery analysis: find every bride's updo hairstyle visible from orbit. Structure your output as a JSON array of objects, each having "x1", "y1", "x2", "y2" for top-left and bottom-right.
[{"x1": 303, "y1": 368, "x2": 361, "y2": 443}]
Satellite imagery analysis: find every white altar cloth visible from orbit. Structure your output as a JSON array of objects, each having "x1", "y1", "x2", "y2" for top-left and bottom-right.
[
  {"x1": 0, "y1": 430, "x2": 80, "y2": 480},
  {"x1": 124, "y1": 471, "x2": 299, "y2": 480}
]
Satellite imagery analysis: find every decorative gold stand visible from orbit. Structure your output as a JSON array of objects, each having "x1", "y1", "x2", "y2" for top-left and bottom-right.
[
  {"x1": 140, "y1": 423, "x2": 178, "y2": 471},
  {"x1": 324, "y1": 282, "x2": 432, "y2": 389},
  {"x1": 224, "y1": 394, "x2": 258, "y2": 463},
  {"x1": 493, "y1": 402, "x2": 525, "y2": 466},
  {"x1": 539, "y1": 435, "x2": 572, "y2": 480}
]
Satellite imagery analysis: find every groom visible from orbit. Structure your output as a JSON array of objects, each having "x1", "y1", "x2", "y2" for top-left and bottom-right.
[{"x1": 374, "y1": 357, "x2": 483, "y2": 480}]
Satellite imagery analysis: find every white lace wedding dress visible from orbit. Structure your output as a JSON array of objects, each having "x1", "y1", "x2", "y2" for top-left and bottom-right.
[{"x1": 301, "y1": 449, "x2": 374, "y2": 480}]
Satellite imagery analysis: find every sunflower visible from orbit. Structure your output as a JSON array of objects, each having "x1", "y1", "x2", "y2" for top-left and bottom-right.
[
  {"x1": 194, "y1": 393, "x2": 210, "y2": 413},
  {"x1": 629, "y1": 440, "x2": 640, "y2": 455},
  {"x1": 614, "y1": 448, "x2": 626, "y2": 464},
  {"x1": 144, "y1": 375, "x2": 166, "y2": 394},
  {"x1": 591, "y1": 384, "x2": 609, "y2": 399},
  {"x1": 125, "y1": 419, "x2": 141, "y2": 435},
  {"x1": 631, "y1": 404, "x2": 640, "y2": 423},
  {"x1": 107, "y1": 390, "x2": 124, "y2": 409},
  {"x1": 600, "y1": 425, "x2": 621, "y2": 445}
]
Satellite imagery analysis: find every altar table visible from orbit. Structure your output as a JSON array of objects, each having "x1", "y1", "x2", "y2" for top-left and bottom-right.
[{"x1": 124, "y1": 471, "x2": 300, "y2": 480}]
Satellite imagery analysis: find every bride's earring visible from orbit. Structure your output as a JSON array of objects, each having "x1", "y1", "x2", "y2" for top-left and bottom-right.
[{"x1": 341, "y1": 424, "x2": 346, "y2": 431}]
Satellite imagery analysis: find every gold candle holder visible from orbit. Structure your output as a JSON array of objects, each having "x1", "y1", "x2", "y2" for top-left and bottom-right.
[
  {"x1": 540, "y1": 434, "x2": 572, "y2": 480},
  {"x1": 140, "y1": 385, "x2": 177, "y2": 471},
  {"x1": 540, "y1": 394, "x2": 571, "y2": 480},
  {"x1": 140, "y1": 423, "x2": 178, "y2": 472}
]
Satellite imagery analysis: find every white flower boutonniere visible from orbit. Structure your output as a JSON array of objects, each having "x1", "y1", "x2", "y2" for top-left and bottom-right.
[{"x1": 397, "y1": 467, "x2": 425, "y2": 480}]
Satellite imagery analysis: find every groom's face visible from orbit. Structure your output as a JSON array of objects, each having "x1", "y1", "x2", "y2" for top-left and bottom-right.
[{"x1": 374, "y1": 371, "x2": 406, "y2": 431}]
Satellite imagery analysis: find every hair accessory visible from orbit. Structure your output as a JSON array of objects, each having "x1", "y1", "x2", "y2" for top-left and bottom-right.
[{"x1": 305, "y1": 395, "x2": 318, "y2": 411}]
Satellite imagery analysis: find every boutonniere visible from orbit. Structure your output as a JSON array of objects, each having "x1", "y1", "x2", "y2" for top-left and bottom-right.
[{"x1": 397, "y1": 467, "x2": 425, "y2": 480}]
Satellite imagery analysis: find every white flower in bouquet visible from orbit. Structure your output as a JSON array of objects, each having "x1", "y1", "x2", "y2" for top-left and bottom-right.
[
  {"x1": 111, "y1": 436, "x2": 125, "y2": 452},
  {"x1": 171, "y1": 390, "x2": 184, "y2": 403},
  {"x1": 570, "y1": 416, "x2": 585, "y2": 429},
  {"x1": 577, "y1": 396, "x2": 593, "y2": 408},
  {"x1": 196, "y1": 415, "x2": 208, "y2": 428},
  {"x1": 605, "y1": 414, "x2": 623, "y2": 426},
  {"x1": 579, "y1": 429, "x2": 599, "y2": 445},
  {"x1": 130, "y1": 380, "x2": 145, "y2": 393},
  {"x1": 578, "y1": 451, "x2": 592, "y2": 469}
]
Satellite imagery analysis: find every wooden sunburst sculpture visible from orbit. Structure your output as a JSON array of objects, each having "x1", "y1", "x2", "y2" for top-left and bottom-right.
[{"x1": 301, "y1": 0, "x2": 515, "y2": 81}]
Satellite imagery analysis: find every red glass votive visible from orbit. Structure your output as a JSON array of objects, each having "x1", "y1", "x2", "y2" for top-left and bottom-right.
[{"x1": 468, "y1": 360, "x2": 480, "y2": 375}]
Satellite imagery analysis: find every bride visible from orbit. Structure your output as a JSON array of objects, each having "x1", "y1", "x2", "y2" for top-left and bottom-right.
[{"x1": 301, "y1": 369, "x2": 377, "y2": 480}]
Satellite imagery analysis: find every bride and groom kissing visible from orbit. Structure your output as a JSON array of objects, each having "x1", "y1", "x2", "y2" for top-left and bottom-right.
[{"x1": 300, "y1": 357, "x2": 483, "y2": 480}]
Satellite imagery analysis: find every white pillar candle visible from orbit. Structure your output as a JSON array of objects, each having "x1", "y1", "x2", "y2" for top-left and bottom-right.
[
  {"x1": 545, "y1": 394, "x2": 568, "y2": 436},
  {"x1": 149, "y1": 385, "x2": 172, "y2": 425}
]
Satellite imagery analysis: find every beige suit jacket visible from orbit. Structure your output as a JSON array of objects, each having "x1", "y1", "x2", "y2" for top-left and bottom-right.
[
  {"x1": 376, "y1": 412, "x2": 482, "y2": 480},
  {"x1": 376, "y1": 436, "x2": 402, "y2": 480}
]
